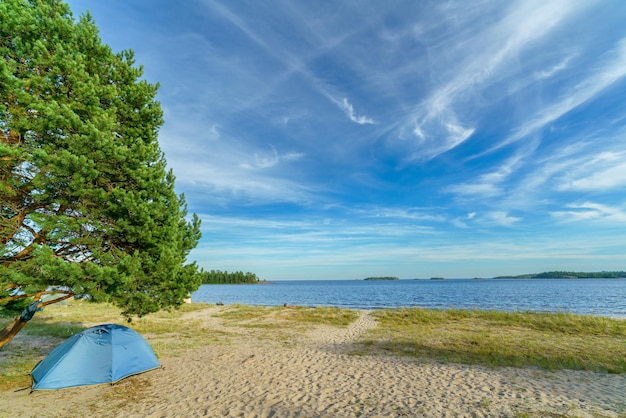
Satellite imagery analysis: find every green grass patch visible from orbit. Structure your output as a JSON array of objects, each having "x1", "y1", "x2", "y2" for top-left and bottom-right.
[
  {"x1": 21, "y1": 322, "x2": 87, "y2": 338},
  {"x1": 363, "y1": 308, "x2": 626, "y2": 373}
]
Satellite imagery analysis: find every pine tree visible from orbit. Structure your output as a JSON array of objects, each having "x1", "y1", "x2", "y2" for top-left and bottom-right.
[{"x1": 0, "y1": 0, "x2": 202, "y2": 346}]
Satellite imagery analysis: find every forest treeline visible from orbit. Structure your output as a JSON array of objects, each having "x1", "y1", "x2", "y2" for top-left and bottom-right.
[
  {"x1": 201, "y1": 270, "x2": 261, "y2": 284},
  {"x1": 495, "y1": 271, "x2": 626, "y2": 279}
]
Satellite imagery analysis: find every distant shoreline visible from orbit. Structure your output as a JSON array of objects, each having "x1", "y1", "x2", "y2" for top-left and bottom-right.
[
  {"x1": 366, "y1": 271, "x2": 626, "y2": 280},
  {"x1": 492, "y1": 271, "x2": 626, "y2": 279}
]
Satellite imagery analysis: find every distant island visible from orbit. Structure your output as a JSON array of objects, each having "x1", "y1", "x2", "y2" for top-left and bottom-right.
[
  {"x1": 202, "y1": 270, "x2": 262, "y2": 284},
  {"x1": 364, "y1": 277, "x2": 399, "y2": 281},
  {"x1": 430, "y1": 277, "x2": 445, "y2": 280},
  {"x1": 493, "y1": 271, "x2": 626, "y2": 279}
]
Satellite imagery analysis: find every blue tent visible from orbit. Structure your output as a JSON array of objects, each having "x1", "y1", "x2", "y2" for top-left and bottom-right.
[{"x1": 31, "y1": 324, "x2": 160, "y2": 390}]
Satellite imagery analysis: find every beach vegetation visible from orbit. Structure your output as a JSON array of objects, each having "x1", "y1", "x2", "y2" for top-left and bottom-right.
[
  {"x1": 362, "y1": 308, "x2": 626, "y2": 373},
  {"x1": 0, "y1": 0, "x2": 203, "y2": 347},
  {"x1": 278, "y1": 306, "x2": 359, "y2": 326},
  {"x1": 211, "y1": 304, "x2": 277, "y2": 323},
  {"x1": 479, "y1": 398, "x2": 492, "y2": 409},
  {"x1": 212, "y1": 304, "x2": 358, "y2": 327}
]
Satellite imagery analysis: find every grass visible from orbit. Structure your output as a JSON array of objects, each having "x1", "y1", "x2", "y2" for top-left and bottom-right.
[
  {"x1": 360, "y1": 308, "x2": 626, "y2": 373},
  {"x1": 275, "y1": 306, "x2": 359, "y2": 326},
  {"x1": 211, "y1": 304, "x2": 283, "y2": 326},
  {"x1": 211, "y1": 304, "x2": 358, "y2": 327},
  {"x1": 1, "y1": 302, "x2": 625, "y2": 391}
]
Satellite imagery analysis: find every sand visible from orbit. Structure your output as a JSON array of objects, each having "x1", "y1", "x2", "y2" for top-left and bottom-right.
[{"x1": 1, "y1": 309, "x2": 624, "y2": 418}]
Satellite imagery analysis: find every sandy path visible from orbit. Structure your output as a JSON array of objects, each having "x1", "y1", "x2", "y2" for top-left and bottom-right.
[
  {"x1": 1, "y1": 308, "x2": 624, "y2": 418},
  {"x1": 306, "y1": 310, "x2": 378, "y2": 351}
]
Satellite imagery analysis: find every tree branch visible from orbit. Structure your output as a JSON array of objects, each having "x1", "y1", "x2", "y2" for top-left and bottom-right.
[{"x1": 0, "y1": 290, "x2": 75, "y2": 348}]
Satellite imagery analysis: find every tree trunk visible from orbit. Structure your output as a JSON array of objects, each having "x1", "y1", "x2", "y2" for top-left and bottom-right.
[
  {"x1": 0, "y1": 315, "x2": 31, "y2": 348},
  {"x1": 0, "y1": 291, "x2": 75, "y2": 348}
]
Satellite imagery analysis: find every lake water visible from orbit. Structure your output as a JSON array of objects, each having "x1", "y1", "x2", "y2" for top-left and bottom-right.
[{"x1": 192, "y1": 278, "x2": 626, "y2": 318}]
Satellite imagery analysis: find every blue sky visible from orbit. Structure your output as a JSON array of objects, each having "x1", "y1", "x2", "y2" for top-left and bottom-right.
[{"x1": 66, "y1": 0, "x2": 626, "y2": 280}]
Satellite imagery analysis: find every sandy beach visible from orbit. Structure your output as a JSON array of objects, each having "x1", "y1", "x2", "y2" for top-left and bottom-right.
[{"x1": 1, "y1": 308, "x2": 624, "y2": 418}]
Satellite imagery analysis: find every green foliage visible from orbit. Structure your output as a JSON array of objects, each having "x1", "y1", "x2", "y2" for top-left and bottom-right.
[
  {"x1": 0, "y1": 0, "x2": 202, "y2": 318},
  {"x1": 202, "y1": 270, "x2": 260, "y2": 284},
  {"x1": 0, "y1": 290, "x2": 29, "y2": 317}
]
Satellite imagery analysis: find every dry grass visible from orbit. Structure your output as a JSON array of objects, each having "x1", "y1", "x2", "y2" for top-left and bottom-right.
[
  {"x1": 360, "y1": 308, "x2": 626, "y2": 373},
  {"x1": 277, "y1": 306, "x2": 359, "y2": 326},
  {"x1": 210, "y1": 304, "x2": 358, "y2": 327}
]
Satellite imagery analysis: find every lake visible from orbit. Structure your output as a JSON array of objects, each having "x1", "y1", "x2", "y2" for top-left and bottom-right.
[{"x1": 191, "y1": 278, "x2": 626, "y2": 318}]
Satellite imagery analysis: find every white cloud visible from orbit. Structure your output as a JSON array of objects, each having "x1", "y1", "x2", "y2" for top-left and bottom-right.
[
  {"x1": 395, "y1": 0, "x2": 585, "y2": 161},
  {"x1": 447, "y1": 141, "x2": 537, "y2": 198},
  {"x1": 551, "y1": 202, "x2": 626, "y2": 223},
  {"x1": 534, "y1": 55, "x2": 574, "y2": 79},
  {"x1": 194, "y1": 213, "x2": 438, "y2": 249},
  {"x1": 493, "y1": 37, "x2": 626, "y2": 151},
  {"x1": 448, "y1": 182, "x2": 500, "y2": 197},
  {"x1": 485, "y1": 211, "x2": 522, "y2": 227},
  {"x1": 353, "y1": 206, "x2": 445, "y2": 222},
  {"x1": 161, "y1": 132, "x2": 313, "y2": 205},
  {"x1": 339, "y1": 97, "x2": 375, "y2": 125},
  {"x1": 452, "y1": 212, "x2": 477, "y2": 229},
  {"x1": 557, "y1": 152, "x2": 626, "y2": 192},
  {"x1": 209, "y1": 124, "x2": 220, "y2": 140},
  {"x1": 407, "y1": 114, "x2": 475, "y2": 161},
  {"x1": 240, "y1": 146, "x2": 305, "y2": 170},
  {"x1": 446, "y1": 123, "x2": 474, "y2": 144}
]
